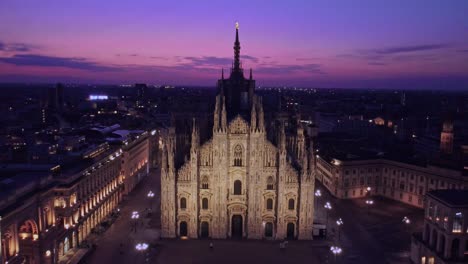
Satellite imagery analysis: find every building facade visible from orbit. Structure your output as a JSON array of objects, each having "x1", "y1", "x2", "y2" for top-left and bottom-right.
[
  {"x1": 160, "y1": 25, "x2": 316, "y2": 240},
  {"x1": 411, "y1": 190, "x2": 468, "y2": 264},
  {"x1": 316, "y1": 156, "x2": 468, "y2": 208},
  {"x1": 0, "y1": 130, "x2": 152, "y2": 264}
]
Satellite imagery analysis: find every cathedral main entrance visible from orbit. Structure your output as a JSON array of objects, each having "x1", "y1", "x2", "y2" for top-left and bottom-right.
[
  {"x1": 201, "y1": 222, "x2": 209, "y2": 238},
  {"x1": 231, "y1": 215, "x2": 243, "y2": 239},
  {"x1": 287, "y1": 223, "x2": 295, "y2": 239}
]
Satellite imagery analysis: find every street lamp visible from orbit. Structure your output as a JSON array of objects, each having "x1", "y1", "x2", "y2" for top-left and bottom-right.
[
  {"x1": 402, "y1": 216, "x2": 411, "y2": 236},
  {"x1": 147, "y1": 191, "x2": 155, "y2": 211},
  {"x1": 135, "y1": 243, "x2": 149, "y2": 263},
  {"x1": 365, "y1": 199, "x2": 374, "y2": 215},
  {"x1": 330, "y1": 245, "x2": 342, "y2": 263},
  {"x1": 402, "y1": 216, "x2": 411, "y2": 224},
  {"x1": 131, "y1": 211, "x2": 140, "y2": 232},
  {"x1": 315, "y1": 189, "x2": 322, "y2": 209},
  {"x1": 324, "y1": 201, "x2": 332, "y2": 236},
  {"x1": 336, "y1": 218, "x2": 343, "y2": 242}
]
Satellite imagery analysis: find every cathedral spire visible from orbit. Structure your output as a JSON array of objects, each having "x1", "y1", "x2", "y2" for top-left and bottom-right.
[
  {"x1": 233, "y1": 22, "x2": 241, "y2": 72},
  {"x1": 250, "y1": 96, "x2": 257, "y2": 132},
  {"x1": 249, "y1": 68, "x2": 252, "y2": 80},
  {"x1": 213, "y1": 95, "x2": 220, "y2": 132},
  {"x1": 191, "y1": 118, "x2": 199, "y2": 152},
  {"x1": 221, "y1": 96, "x2": 227, "y2": 131},
  {"x1": 258, "y1": 97, "x2": 265, "y2": 132},
  {"x1": 222, "y1": 68, "x2": 224, "y2": 80}
]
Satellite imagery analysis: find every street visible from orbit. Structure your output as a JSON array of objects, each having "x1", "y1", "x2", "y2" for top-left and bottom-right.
[
  {"x1": 86, "y1": 168, "x2": 161, "y2": 264},
  {"x1": 314, "y1": 181, "x2": 424, "y2": 264}
]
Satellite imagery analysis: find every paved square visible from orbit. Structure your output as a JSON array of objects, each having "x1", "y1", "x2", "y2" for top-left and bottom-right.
[{"x1": 156, "y1": 239, "x2": 329, "y2": 264}]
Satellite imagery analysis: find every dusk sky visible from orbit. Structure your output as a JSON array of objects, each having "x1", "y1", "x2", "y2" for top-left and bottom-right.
[{"x1": 1, "y1": 0, "x2": 468, "y2": 89}]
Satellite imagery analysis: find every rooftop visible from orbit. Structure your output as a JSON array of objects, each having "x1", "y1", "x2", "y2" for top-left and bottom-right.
[{"x1": 427, "y1": 190, "x2": 468, "y2": 207}]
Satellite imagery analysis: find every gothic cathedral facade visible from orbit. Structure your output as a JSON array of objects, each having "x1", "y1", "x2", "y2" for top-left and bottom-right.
[{"x1": 160, "y1": 25, "x2": 315, "y2": 240}]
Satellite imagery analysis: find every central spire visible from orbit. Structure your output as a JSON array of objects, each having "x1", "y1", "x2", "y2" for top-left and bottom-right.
[{"x1": 233, "y1": 21, "x2": 241, "y2": 73}]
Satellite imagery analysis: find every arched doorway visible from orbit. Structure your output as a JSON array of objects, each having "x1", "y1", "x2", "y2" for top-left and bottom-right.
[
  {"x1": 264, "y1": 222, "x2": 273, "y2": 238},
  {"x1": 180, "y1": 221, "x2": 188, "y2": 237},
  {"x1": 287, "y1": 223, "x2": 295, "y2": 239},
  {"x1": 451, "y1": 238, "x2": 460, "y2": 259},
  {"x1": 201, "y1": 222, "x2": 209, "y2": 238},
  {"x1": 231, "y1": 215, "x2": 243, "y2": 239}
]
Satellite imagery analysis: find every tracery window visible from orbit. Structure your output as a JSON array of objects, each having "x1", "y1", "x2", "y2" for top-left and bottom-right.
[
  {"x1": 234, "y1": 145, "x2": 243, "y2": 166},
  {"x1": 201, "y1": 176, "x2": 209, "y2": 189},
  {"x1": 267, "y1": 176, "x2": 275, "y2": 190}
]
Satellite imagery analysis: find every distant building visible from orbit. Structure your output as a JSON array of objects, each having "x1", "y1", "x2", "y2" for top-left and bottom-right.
[
  {"x1": 440, "y1": 120, "x2": 454, "y2": 155},
  {"x1": 411, "y1": 190, "x2": 468, "y2": 264}
]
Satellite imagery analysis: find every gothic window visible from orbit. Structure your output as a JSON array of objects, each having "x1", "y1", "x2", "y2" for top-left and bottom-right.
[
  {"x1": 180, "y1": 198, "x2": 187, "y2": 209},
  {"x1": 267, "y1": 176, "x2": 274, "y2": 190},
  {"x1": 202, "y1": 198, "x2": 208, "y2": 210},
  {"x1": 266, "y1": 198, "x2": 273, "y2": 210},
  {"x1": 234, "y1": 145, "x2": 243, "y2": 166},
  {"x1": 288, "y1": 199, "x2": 295, "y2": 210},
  {"x1": 201, "y1": 176, "x2": 209, "y2": 189},
  {"x1": 234, "y1": 180, "x2": 242, "y2": 195}
]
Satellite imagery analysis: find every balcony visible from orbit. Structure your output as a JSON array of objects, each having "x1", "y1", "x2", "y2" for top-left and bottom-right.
[{"x1": 228, "y1": 194, "x2": 247, "y2": 204}]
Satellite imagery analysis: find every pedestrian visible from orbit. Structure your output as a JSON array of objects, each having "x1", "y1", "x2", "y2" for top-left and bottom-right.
[{"x1": 209, "y1": 241, "x2": 214, "y2": 250}]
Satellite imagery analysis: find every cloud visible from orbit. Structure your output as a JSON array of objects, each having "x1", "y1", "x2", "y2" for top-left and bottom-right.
[
  {"x1": 130, "y1": 54, "x2": 138, "y2": 57},
  {"x1": 0, "y1": 41, "x2": 37, "y2": 52},
  {"x1": 296, "y1": 57, "x2": 317, "y2": 62},
  {"x1": 372, "y1": 44, "x2": 448, "y2": 55},
  {"x1": 183, "y1": 56, "x2": 232, "y2": 67},
  {"x1": 368, "y1": 62, "x2": 387, "y2": 66},
  {"x1": 256, "y1": 63, "x2": 324, "y2": 75},
  {"x1": 458, "y1": 49, "x2": 468, "y2": 53},
  {"x1": 0, "y1": 54, "x2": 121, "y2": 71},
  {"x1": 337, "y1": 43, "x2": 450, "y2": 64},
  {"x1": 242, "y1": 55, "x2": 259, "y2": 63},
  {"x1": 150, "y1": 56, "x2": 168, "y2": 60}
]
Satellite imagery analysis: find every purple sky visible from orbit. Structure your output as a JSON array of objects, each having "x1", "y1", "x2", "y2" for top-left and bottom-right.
[{"x1": 1, "y1": 0, "x2": 468, "y2": 89}]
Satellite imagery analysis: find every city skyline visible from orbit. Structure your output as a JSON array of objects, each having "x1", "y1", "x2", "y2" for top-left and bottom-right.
[{"x1": 1, "y1": 0, "x2": 468, "y2": 89}]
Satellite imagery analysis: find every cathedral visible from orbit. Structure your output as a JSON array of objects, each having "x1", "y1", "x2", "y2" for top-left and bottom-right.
[{"x1": 160, "y1": 23, "x2": 316, "y2": 240}]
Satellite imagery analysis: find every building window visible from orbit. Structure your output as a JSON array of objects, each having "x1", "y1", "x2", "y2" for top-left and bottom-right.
[
  {"x1": 267, "y1": 176, "x2": 274, "y2": 190},
  {"x1": 360, "y1": 177, "x2": 364, "y2": 186},
  {"x1": 202, "y1": 198, "x2": 208, "y2": 210},
  {"x1": 288, "y1": 199, "x2": 295, "y2": 210},
  {"x1": 234, "y1": 145, "x2": 243, "y2": 166},
  {"x1": 344, "y1": 179, "x2": 349, "y2": 188},
  {"x1": 201, "y1": 176, "x2": 209, "y2": 189},
  {"x1": 234, "y1": 180, "x2": 242, "y2": 195},
  {"x1": 180, "y1": 198, "x2": 187, "y2": 209},
  {"x1": 266, "y1": 198, "x2": 273, "y2": 210},
  {"x1": 453, "y1": 212, "x2": 463, "y2": 233},
  {"x1": 400, "y1": 182, "x2": 405, "y2": 190},
  {"x1": 360, "y1": 189, "x2": 363, "y2": 196}
]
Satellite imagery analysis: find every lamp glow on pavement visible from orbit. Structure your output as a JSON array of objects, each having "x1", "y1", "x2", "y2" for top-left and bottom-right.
[
  {"x1": 330, "y1": 246, "x2": 342, "y2": 254},
  {"x1": 135, "y1": 243, "x2": 149, "y2": 251},
  {"x1": 402, "y1": 216, "x2": 411, "y2": 224}
]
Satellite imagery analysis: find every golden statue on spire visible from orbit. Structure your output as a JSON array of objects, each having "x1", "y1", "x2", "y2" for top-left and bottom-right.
[{"x1": 235, "y1": 21, "x2": 239, "y2": 29}]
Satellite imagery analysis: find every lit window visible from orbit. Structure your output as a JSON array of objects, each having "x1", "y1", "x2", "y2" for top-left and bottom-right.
[{"x1": 453, "y1": 212, "x2": 463, "y2": 233}]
